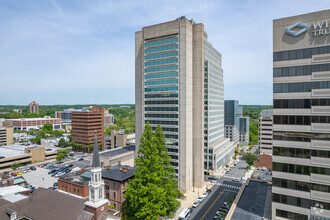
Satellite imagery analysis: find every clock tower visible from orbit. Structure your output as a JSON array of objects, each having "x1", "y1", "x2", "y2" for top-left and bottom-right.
[{"x1": 85, "y1": 136, "x2": 108, "y2": 219}]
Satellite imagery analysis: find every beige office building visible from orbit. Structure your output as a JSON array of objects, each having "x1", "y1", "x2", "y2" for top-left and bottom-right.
[
  {"x1": 258, "y1": 110, "x2": 273, "y2": 155},
  {"x1": 273, "y1": 10, "x2": 330, "y2": 220},
  {"x1": 0, "y1": 127, "x2": 14, "y2": 146},
  {"x1": 135, "y1": 17, "x2": 234, "y2": 192}
]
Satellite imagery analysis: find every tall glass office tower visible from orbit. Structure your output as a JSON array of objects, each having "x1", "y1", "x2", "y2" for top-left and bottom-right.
[
  {"x1": 135, "y1": 17, "x2": 235, "y2": 192},
  {"x1": 272, "y1": 10, "x2": 330, "y2": 220}
]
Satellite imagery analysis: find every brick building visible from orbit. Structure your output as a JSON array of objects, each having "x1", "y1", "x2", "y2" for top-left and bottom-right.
[
  {"x1": 58, "y1": 171, "x2": 89, "y2": 199},
  {"x1": 3, "y1": 116, "x2": 61, "y2": 131},
  {"x1": 102, "y1": 162, "x2": 136, "y2": 214},
  {"x1": 29, "y1": 101, "x2": 39, "y2": 114},
  {"x1": 71, "y1": 107, "x2": 105, "y2": 150}
]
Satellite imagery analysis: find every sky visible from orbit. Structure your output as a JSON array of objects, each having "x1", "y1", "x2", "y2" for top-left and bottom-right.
[{"x1": 0, "y1": 0, "x2": 329, "y2": 105}]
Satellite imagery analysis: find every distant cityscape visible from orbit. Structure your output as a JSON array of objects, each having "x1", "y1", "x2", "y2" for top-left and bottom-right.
[{"x1": 0, "y1": 7, "x2": 329, "y2": 220}]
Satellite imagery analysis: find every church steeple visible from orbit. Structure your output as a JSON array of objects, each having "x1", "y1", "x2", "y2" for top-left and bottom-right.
[
  {"x1": 92, "y1": 136, "x2": 101, "y2": 168},
  {"x1": 85, "y1": 135, "x2": 108, "y2": 218}
]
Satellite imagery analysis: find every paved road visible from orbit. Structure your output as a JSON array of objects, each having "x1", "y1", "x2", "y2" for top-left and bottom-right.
[{"x1": 190, "y1": 159, "x2": 252, "y2": 219}]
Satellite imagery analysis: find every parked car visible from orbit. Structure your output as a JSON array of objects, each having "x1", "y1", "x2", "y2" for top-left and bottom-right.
[
  {"x1": 78, "y1": 158, "x2": 84, "y2": 161},
  {"x1": 257, "y1": 167, "x2": 261, "y2": 170},
  {"x1": 65, "y1": 164, "x2": 73, "y2": 168},
  {"x1": 22, "y1": 169, "x2": 27, "y2": 174},
  {"x1": 41, "y1": 164, "x2": 48, "y2": 168},
  {"x1": 53, "y1": 182, "x2": 58, "y2": 187},
  {"x1": 16, "y1": 171, "x2": 23, "y2": 175},
  {"x1": 266, "y1": 171, "x2": 270, "y2": 175},
  {"x1": 232, "y1": 179, "x2": 240, "y2": 182},
  {"x1": 225, "y1": 170, "x2": 230, "y2": 174},
  {"x1": 197, "y1": 196, "x2": 205, "y2": 203},
  {"x1": 11, "y1": 172, "x2": 17, "y2": 177},
  {"x1": 30, "y1": 166, "x2": 36, "y2": 171},
  {"x1": 51, "y1": 171, "x2": 58, "y2": 177},
  {"x1": 192, "y1": 200, "x2": 200, "y2": 208},
  {"x1": 261, "y1": 167, "x2": 267, "y2": 171},
  {"x1": 257, "y1": 176, "x2": 261, "y2": 180},
  {"x1": 206, "y1": 189, "x2": 211, "y2": 194}
]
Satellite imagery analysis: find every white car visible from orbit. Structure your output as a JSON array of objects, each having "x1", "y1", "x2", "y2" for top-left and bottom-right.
[
  {"x1": 261, "y1": 167, "x2": 267, "y2": 171},
  {"x1": 192, "y1": 200, "x2": 200, "y2": 208},
  {"x1": 198, "y1": 195, "x2": 205, "y2": 203},
  {"x1": 55, "y1": 172, "x2": 63, "y2": 178}
]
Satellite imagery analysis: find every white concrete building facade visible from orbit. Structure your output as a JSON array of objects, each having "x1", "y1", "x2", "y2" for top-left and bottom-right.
[{"x1": 272, "y1": 10, "x2": 330, "y2": 220}]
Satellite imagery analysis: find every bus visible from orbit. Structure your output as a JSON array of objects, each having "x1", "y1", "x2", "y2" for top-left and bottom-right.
[{"x1": 178, "y1": 208, "x2": 191, "y2": 220}]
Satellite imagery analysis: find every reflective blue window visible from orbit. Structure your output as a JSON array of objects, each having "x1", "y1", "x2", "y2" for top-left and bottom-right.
[
  {"x1": 144, "y1": 72, "x2": 178, "y2": 79},
  {"x1": 144, "y1": 37, "x2": 178, "y2": 47},
  {"x1": 145, "y1": 44, "x2": 178, "y2": 54},
  {"x1": 145, "y1": 86, "x2": 178, "y2": 92},
  {"x1": 145, "y1": 65, "x2": 178, "y2": 73},
  {"x1": 145, "y1": 51, "x2": 178, "y2": 60},
  {"x1": 145, "y1": 79, "x2": 178, "y2": 86},
  {"x1": 145, "y1": 58, "x2": 178, "y2": 67}
]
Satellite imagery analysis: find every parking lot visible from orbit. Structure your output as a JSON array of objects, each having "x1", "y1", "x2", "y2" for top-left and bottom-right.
[
  {"x1": 22, "y1": 167, "x2": 57, "y2": 189},
  {"x1": 253, "y1": 167, "x2": 272, "y2": 182}
]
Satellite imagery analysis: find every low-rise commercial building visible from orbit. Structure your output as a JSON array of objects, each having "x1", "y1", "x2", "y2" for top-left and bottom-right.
[
  {"x1": 99, "y1": 145, "x2": 135, "y2": 167},
  {"x1": 258, "y1": 110, "x2": 273, "y2": 155},
  {"x1": 3, "y1": 116, "x2": 61, "y2": 131},
  {"x1": 0, "y1": 127, "x2": 13, "y2": 146},
  {"x1": 58, "y1": 171, "x2": 89, "y2": 199}
]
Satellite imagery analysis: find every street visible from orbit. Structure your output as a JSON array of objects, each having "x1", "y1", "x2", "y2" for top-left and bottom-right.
[{"x1": 189, "y1": 159, "x2": 250, "y2": 220}]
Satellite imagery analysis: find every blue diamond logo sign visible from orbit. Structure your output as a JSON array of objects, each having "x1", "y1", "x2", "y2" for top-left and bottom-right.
[{"x1": 285, "y1": 22, "x2": 309, "y2": 37}]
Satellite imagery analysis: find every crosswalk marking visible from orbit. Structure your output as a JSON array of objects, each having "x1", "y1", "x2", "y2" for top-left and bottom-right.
[
  {"x1": 223, "y1": 175, "x2": 241, "y2": 180},
  {"x1": 213, "y1": 182, "x2": 241, "y2": 189}
]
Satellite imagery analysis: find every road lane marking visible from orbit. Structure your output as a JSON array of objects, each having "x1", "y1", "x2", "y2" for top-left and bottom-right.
[{"x1": 201, "y1": 189, "x2": 225, "y2": 220}]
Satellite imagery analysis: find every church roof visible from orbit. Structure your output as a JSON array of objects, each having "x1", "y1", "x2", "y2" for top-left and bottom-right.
[{"x1": 92, "y1": 136, "x2": 101, "y2": 168}]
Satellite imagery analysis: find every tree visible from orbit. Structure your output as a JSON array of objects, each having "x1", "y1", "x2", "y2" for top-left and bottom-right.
[
  {"x1": 42, "y1": 123, "x2": 53, "y2": 133},
  {"x1": 58, "y1": 138, "x2": 69, "y2": 147},
  {"x1": 123, "y1": 122, "x2": 180, "y2": 220},
  {"x1": 244, "y1": 152, "x2": 258, "y2": 166},
  {"x1": 56, "y1": 152, "x2": 66, "y2": 163},
  {"x1": 153, "y1": 125, "x2": 181, "y2": 216}
]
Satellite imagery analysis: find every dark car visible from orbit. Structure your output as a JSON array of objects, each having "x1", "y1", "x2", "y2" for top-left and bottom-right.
[
  {"x1": 66, "y1": 164, "x2": 73, "y2": 168},
  {"x1": 30, "y1": 166, "x2": 36, "y2": 171},
  {"x1": 78, "y1": 158, "x2": 84, "y2": 161},
  {"x1": 51, "y1": 171, "x2": 58, "y2": 177},
  {"x1": 48, "y1": 169, "x2": 57, "y2": 175},
  {"x1": 206, "y1": 189, "x2": 211, "y2": 194},
  {"x1": 53, "y1": 182, "x2": 58, "y2": 187},
  {"x1": 11, "y1": 172, "x2": 17, "y2": 177}
]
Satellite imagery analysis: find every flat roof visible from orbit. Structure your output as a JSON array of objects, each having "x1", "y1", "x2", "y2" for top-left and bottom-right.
[
  {"x1": 5, "y1": 117, "x2": 58, "y2": 121},
  {"x1": 99, "y1": 145, "x2": 135, "y2": 158},
  {"x1": 0, "y1": 145, "x2": 59, "y2": 159},
  {"x1": 0, "y1": 185, "x2": 29, "y2": 196},
  {"x1": 0, "y1": 145, "x2": 27, "y2": 158},
  {"x1": 231, "y1": 180, "x2": 272, "y2": 220},
  {"x1": 259, "y1": 110, "x2": 273, "y2": 116}
]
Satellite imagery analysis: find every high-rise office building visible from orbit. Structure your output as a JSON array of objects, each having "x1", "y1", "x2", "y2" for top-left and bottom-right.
[
  {"x1": 272, "y1": 10, "x2": 330, "y2": 220},
  {"x1": 135, "y1": 17, "x2": 235, "y2": 192},
  {"x1": 29, "y1": 101, "x2": 39, "y2": 114},
  {"x1": 258, "y1": 110, "x2": 273, "y2": 155},
  {"x1": 71, "y1": 107, "x2": 105, "y2": 151},
  {"x1": 238, "y1": 117, "x2": 250, "y2": 146},
  {"x1": 224, "y1": 100, "x2": 242, "y2": 146}
]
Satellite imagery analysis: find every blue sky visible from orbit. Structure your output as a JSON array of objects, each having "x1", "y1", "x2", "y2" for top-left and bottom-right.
[{"x1": 0, "y1": 0, "x2": 329, "y2": 105}]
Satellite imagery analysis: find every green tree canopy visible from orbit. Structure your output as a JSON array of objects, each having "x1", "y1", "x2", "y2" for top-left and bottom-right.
[
  {"x1": 42, "y1": 123, "x2": 53, "y2": 133},
  {"x1": 58, "y1": 138, "x2": 69, "y2": 147},
  {"x1": 123, "y1": 123, "x2": 180, "y2": 220},
  {"x1": 56, "y1": 153, "x2": 66, "y2": 163},
  {"x1": 11, "y1": 162, "x2": 22, "y2": 171},
  {"x1": 244, "y1": 152, "x2": 258, "y2": 166}
]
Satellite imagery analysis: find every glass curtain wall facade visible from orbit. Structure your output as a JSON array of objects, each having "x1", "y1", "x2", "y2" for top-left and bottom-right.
[
  {"x1": 204, "y1": 40, "x2": 225, "y2": 170},
  {"x1": 143, "y1": 35, "x2": 180, "y2": 171},
  {"x1": 272, "y1": 10, "x2": 330, "y2": 220}
]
